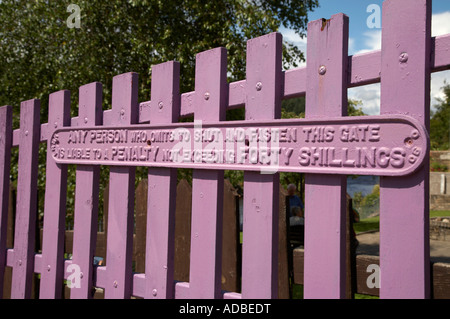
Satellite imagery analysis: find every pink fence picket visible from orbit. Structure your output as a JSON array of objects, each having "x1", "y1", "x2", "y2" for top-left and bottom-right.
[{"x1": 303, "y1": 13, "x2": 349, "y2": 299}]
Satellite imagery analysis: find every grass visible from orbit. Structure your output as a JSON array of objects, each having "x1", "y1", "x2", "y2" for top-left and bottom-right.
[
  {"x1": 430, "y1": 210, "x2": 450, "y2": 218},
  {"x1": 354, "y1": 216, "x2": 380, "y2": 234},
  {"x1": 353, "y1": 210, "x2": 450, "y2": 234}
]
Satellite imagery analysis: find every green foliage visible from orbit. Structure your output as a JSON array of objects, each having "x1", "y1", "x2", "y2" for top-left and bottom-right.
[
  {"x1": 282, "y1": 96, "x2": 305, "y2": 118},
  {"x1": 348, "y1": 99, "x2": 366, "y2": 117},
  {"x1": 352, "y1": 191, "x2": 364, "y2": 208},
  {"x1": 0, "y1": 0, "x2": 319, "y2": 115},
  {"x1": 353, "y1": 184, "x2": 380, "y2": 220},
  {"x1": 0, "y1": 0, "x2": 319, "y2": 226},
  {"x1": 430, "y1": 82, "x2": 450, "y2": 150},
  {"x1": 431, "y1": 161, "x2": 448, "y2": 172}
]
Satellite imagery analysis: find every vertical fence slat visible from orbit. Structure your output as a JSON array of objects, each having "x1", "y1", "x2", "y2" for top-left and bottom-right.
[
  {"x1": 380, "y1": 0, "x2": 431, "y2": 298},
  {"x1": 104, "y1": 73, "x2": 139, "y2": 299},
  {"x1": 11, "y1": 99, "x2": 41, "y2": 299},
  {"x1": 70, "y1": 83, "x2": 103, "y2": 299},
  {"x1": 241, "y1": 33, "x2": 282, "y2": 299},
  {"x1": 188, "y1": 48, "x2": 227, "y2": 298},
  {"x1": 303, "y1": 13, "x2": 349, "y2": 299},
  {"x1": 39, "y1": 91, "x2": 71, "y2": 298},
  {"x1": 0, "y1": 105, "x2": 12, "y2": 298},
  {"x1": 145, "y1": 61, "x2": 180, "y2": 299}
]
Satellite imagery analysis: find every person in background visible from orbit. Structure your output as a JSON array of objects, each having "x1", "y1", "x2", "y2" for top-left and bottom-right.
[
  {"x1": 287, "y1": 183, "x2": 304, "y2": 218},
  {"x1": 289, "y1": 206, "x2": 304, "y2": 226}
]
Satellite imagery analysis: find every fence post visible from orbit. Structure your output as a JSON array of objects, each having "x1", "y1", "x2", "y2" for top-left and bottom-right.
[
  {"x1": 11, "y1": 99, "x2": 41, "y2": 299},
  {"x1": 241, "y1": 32, "x2": 282, "y2": 299},
  {"x1": 0, "y1": 105, "x2": 12, "y2": 298},
  {"x1": 70, "y1": 82, "x2": 103, "y2": 299},
  {"x1": 104, "y1": 73, "x2": 139, "y2": 299},
  {"x1": 144, "y1": 62, "x2": 180, "y2": 299},
  {"x1": 188, "y1": 47, "x2": 228, "y2": 298},
  {"x1": 379, "y1": 0, "x2": 431, "y2": 298},
  {"x1": 303, "y1": 13, "x2": 349, "y2": 299}
]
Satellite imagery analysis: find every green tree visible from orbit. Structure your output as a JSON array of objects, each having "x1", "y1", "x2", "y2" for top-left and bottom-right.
[
  {"x1": 348, "y1": 99, "x2": 366, "y2": 116},
  {"x1": 430, "y1": 82, "x2": 450, "y2": 150},
  {"x1": 0, "y1": 0, "x2": 319, "y2": 226},
  {"x1": 0, "y1": 0, "x2": 319, "y2": 119}
]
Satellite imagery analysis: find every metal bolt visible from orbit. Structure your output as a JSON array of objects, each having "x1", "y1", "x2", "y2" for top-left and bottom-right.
[
  {"x1": 256, "y1": 82, "x2": 262, "y2": 91},
  {"x1": 158, "y1": 101, "x2": 164, "y2": 109},
  {"x1": 24, "y1": 131, "x2": 29, "y2": 136},
  {"x1": 120, "y1": 109, "x2": 125, "y2": 116},
  {"x1": 411, "y1": 129, "x2": 420, "y2": 140},
  {"x1": 80, "y1": 272, "x2": 84, "y2": 279},
  {"x1": 113, "y1": 281, "x2": 118, "y2": 288},
  {"x1": 152, "y1": 289, "x2": 157, "y2": 297},
  {"x1": 47, "y1": 265, "x2": 51, "y2": 272},
  {"x1": 319, "y1": 65, "x2": 327, "y2": 75},
  {"x1": 18, "y1": 260, "x2": 22, "y2": 266},
  {"x1": 399, "y1": 52, "x2": 409, "y2": 63},
  {"x1": 204, "y1": 92, "x2": 210, "y2": 100},
  {"x1": 405, "y1": 138, "x2": 413, "y2": 147},
  {"x1": 84, "y1": 117, "x2": 88, "y2": 124},
  {"x1": 54, "y1": 122, "x2": 58, "y2": 128}
]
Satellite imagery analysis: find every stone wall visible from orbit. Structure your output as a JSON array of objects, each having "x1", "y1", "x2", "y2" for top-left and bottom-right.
[
  {"x1": 431, "y1": 151, "x2": 450, "y2": 170},
  {"x1": 430, "y1": 171, "x2": 450, "y2": 211}
]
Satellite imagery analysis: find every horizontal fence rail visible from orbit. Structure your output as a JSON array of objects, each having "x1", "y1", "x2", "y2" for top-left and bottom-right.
[{"x1": 0, "y1": 0, "x2": 449, "y2": 299}]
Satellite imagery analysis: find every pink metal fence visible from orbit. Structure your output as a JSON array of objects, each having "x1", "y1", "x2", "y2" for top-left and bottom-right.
[{"x1": 0, "y1": 0, "x2": 449, "y2": 299}]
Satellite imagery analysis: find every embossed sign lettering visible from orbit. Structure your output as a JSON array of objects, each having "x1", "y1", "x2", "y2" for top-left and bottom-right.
[{"x1": 51, "y1": 115, "x2": 428, "y2": 176}]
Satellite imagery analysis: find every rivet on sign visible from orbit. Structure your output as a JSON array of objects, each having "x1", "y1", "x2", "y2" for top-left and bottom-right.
[
  {"x1": 411, "y1": 129, "x2": 420, "y2": 140},
  {"x1": 152, "y1": 289, "x2": 157, "y2": 296},
  {"x1": 113, "y1": 281, "x2": 118, "y2": 288},
  {"x1": 319, "y1": 65, "x2": 327, "y2": 75},
  {"x1": 84, "y1": 117, "x2": 88, "y2": 124},
  {"x1": 204, "y1": 92, "x2": 210, "y2": 100},
  {"x1": 158, "y1": 101, "x2": 164, "y2": 109},
  {"x1": 47, "y1": 265, "x2": 51, "y2": 272},
  {"x1": 256, "y1": 82, "x2": 262, "y2": 91},
  {"x1": 405, "y1": 138, "x2": 413, "y2": 147},
  {"x1": 54, "y1": 122, "x2": 58, "y2": 128},
  {"x1": 18, "y1": 260, "x2": 22, "y2": 266},
  {"x1": 120, "y1": 109, "x2": 125, "y2": 116},
  {"x1": 24, "y1": 131, "x2": 29, "y2": 136},
  {"x1": 80, "y1": 272, "x2": 84, "y2": 279},
  {"x1": 399, "y1": 53, "x2": 409, "y2": 63}
]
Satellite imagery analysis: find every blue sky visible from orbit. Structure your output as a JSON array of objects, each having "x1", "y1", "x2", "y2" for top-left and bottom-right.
[{"x1": 279, "y1": 0, "x2": 450, "y2": 115}]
